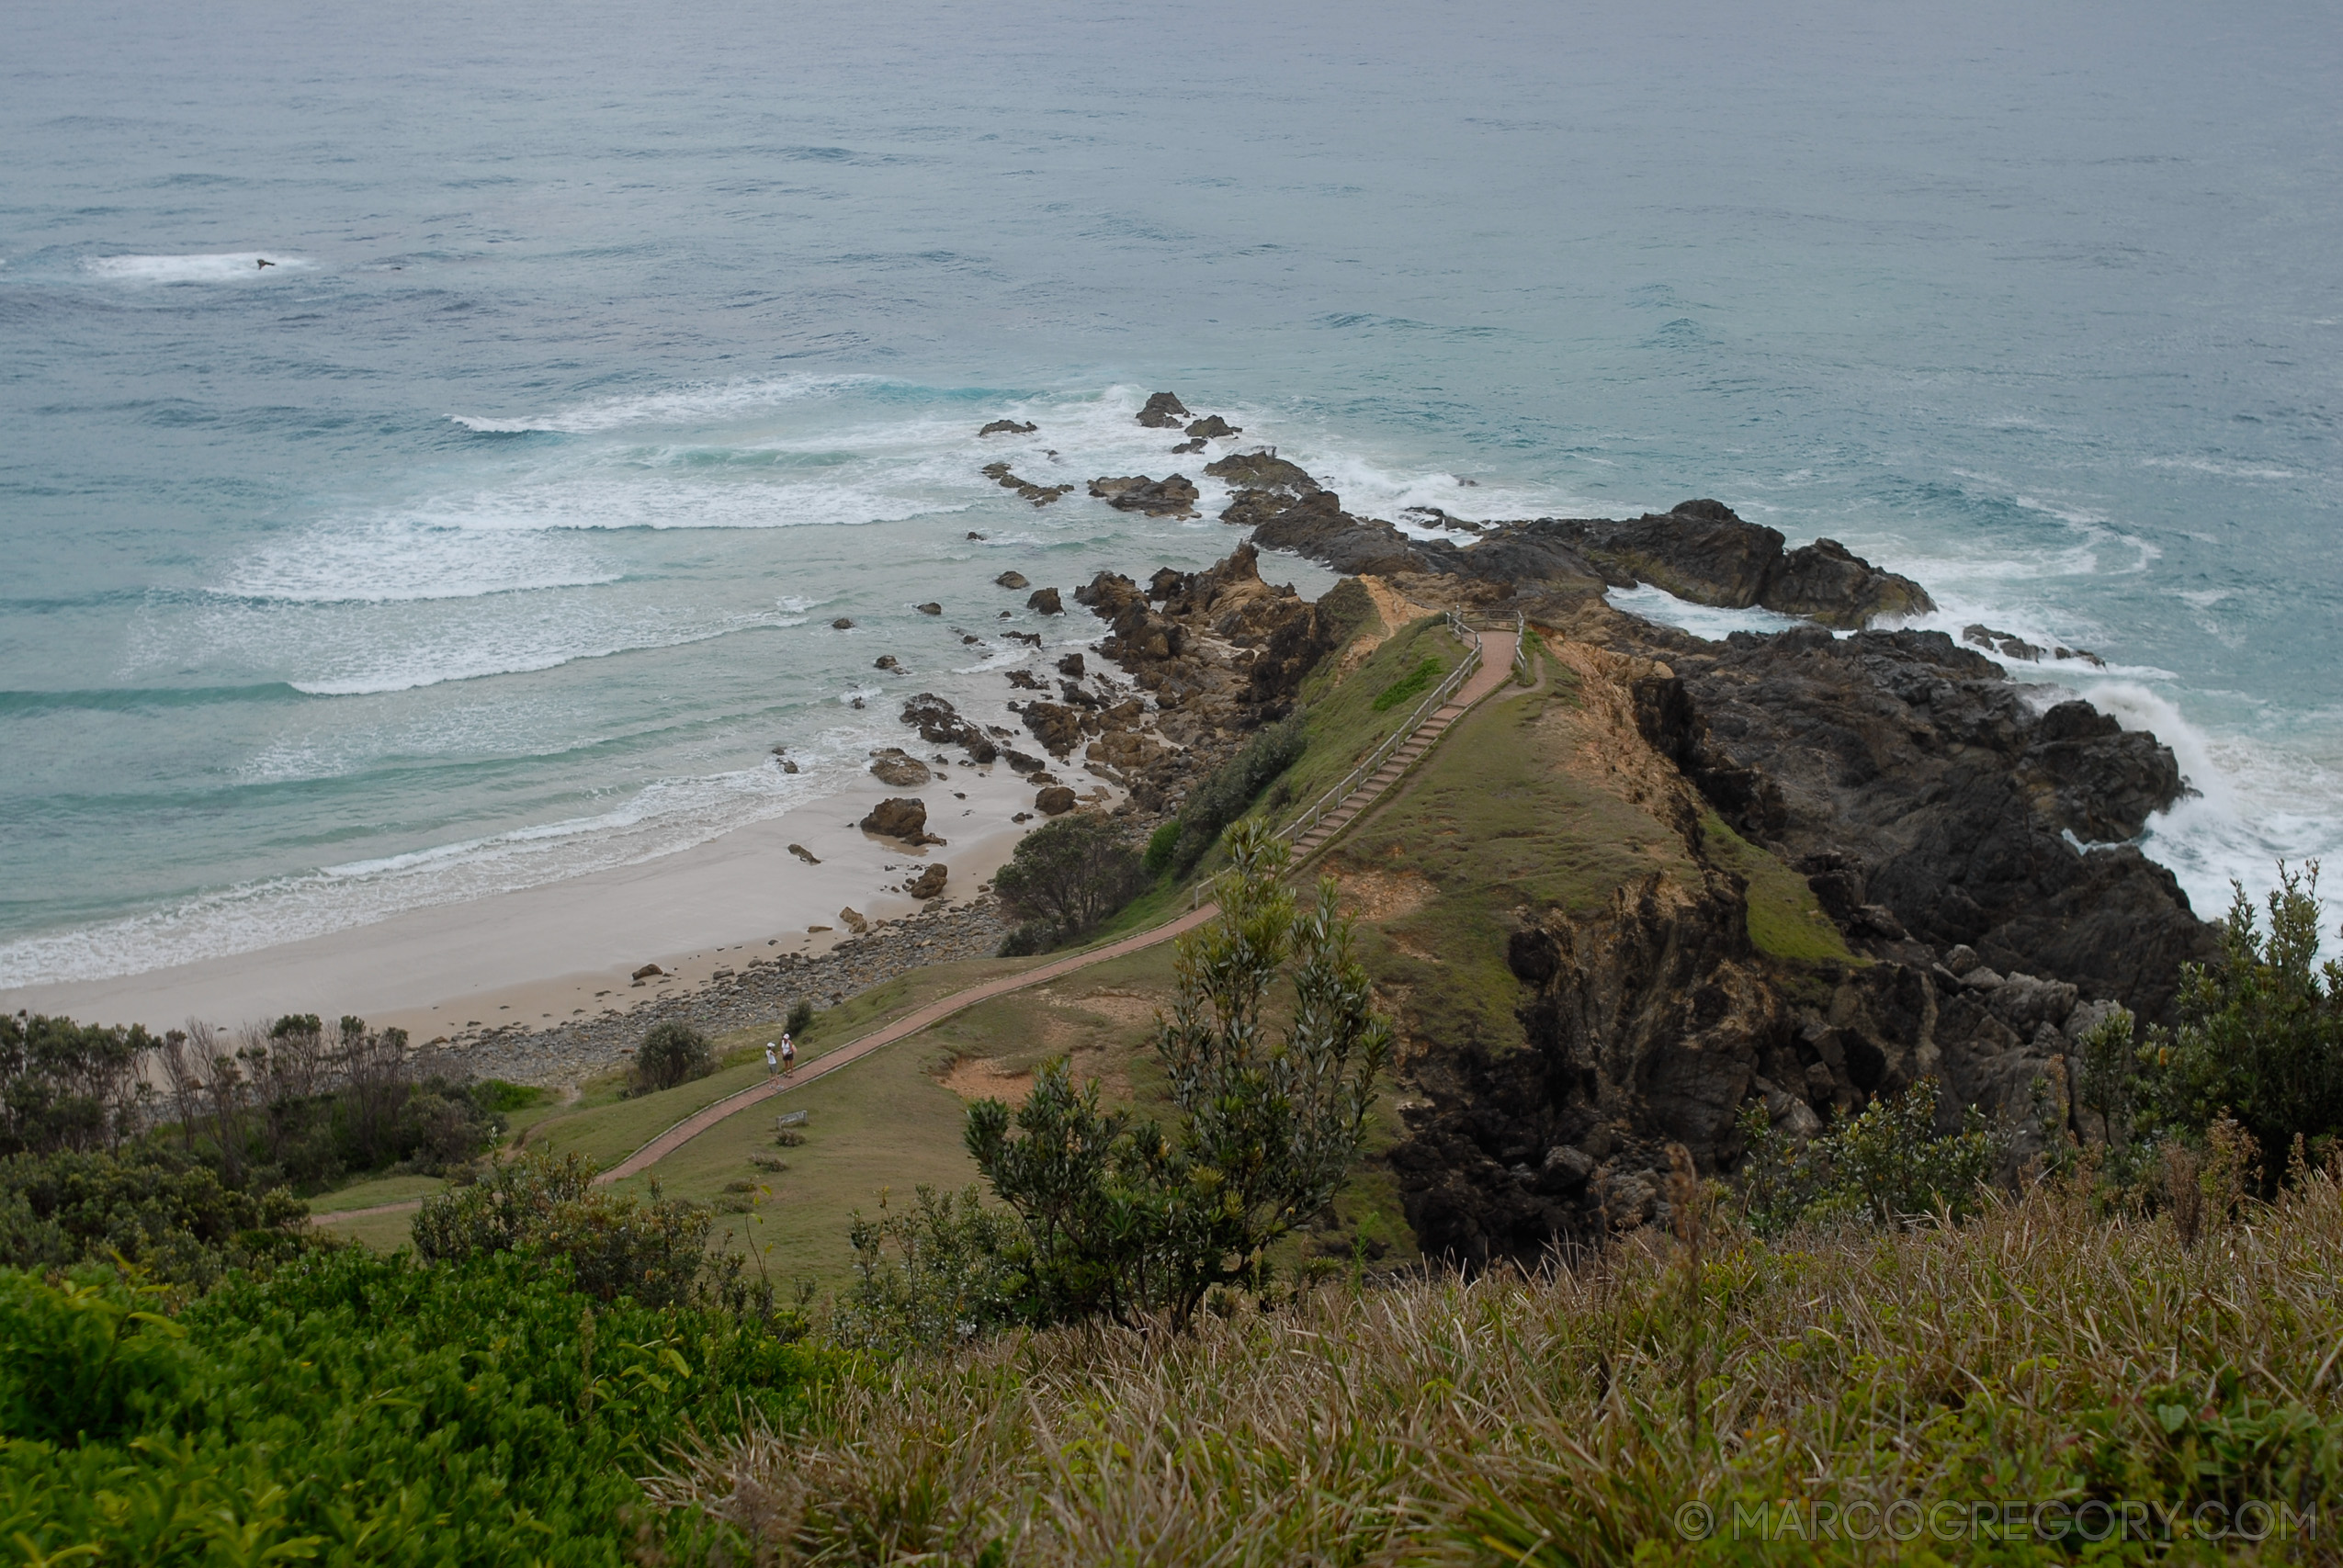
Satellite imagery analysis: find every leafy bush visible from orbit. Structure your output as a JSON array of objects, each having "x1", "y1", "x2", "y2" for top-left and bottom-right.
[
  {"x1": 785, "y1": 998, "x2": 816, "y2": 1038},
  {"x1": 1737, "y1": 1079, "x2": 1998, "y2": 1235},
  {"x1": 1163, "y1": 709, "x2": 1307, "y2": 874},
  {"x1": 413, "y1": 1149, "x2": 714, "y2": 1306},
  {"x1": 991, "y1": 814, "x2": 1149, "y2": 950},
  {"x1": 2138, "y1": 863, "x2": 2343, "y2": 1180},
  {"x1": 0, "y1": 1145, "x2": 308, "y2": 1288},
  {"x1": 1370, "y1": 654, "x2": 1443, "y2": 713},
  {"x1": 632, "y1": 1021, "x2": 715, "y2": 1094},
  {"x1": 0, "y1": 1249, "x2": 836, "y2": 1566}
]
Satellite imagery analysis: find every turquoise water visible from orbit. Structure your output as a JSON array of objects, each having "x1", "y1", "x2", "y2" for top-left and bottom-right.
[{"x1": 4, "y1": 0, "x2": 2339, "y2": 985}]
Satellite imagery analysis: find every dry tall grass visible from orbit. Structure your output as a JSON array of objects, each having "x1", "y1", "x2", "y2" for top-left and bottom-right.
[{"x1": 652, "y1": 1173, "x2": 2343, "y2": 1565}]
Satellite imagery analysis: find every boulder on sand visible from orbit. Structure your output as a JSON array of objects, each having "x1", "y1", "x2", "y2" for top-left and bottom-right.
[
  {"x1": 1035, "y1": 785, "x2": 1078, "y2": 816},
  {"x1": 905, "y1": 863, "x2": 948, "y2": 899},
  {"x1": 861, "y1": 797, "x2": 935, "y2": 843}
]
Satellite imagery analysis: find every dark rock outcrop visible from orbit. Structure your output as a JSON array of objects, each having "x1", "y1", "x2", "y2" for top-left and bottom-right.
[
  {"x1": 905, "y1": 863, "x2": 948, "y2": 898},
  {"x1": 900, "y1": 694, "x2": 998, "y2": 763},
  {"x1": 1136, "y1": 391, "x2": 1191, "y2": 428},
  {"x1": 1630, "y1": 626, "x2": 2212, "y2": 1021},
  {"x1": 979, "y1": 419, "x2": 1037, "y2": 435},
  {"x1": 1089, "y1": 474, "x2": 1201, "y2": 517},
  {"x1": 1185, "y1": 414, "x2": 1239, "y2": 439},
  {"x1": 1019, "y1": 702, "x2": 1083, "y2": 756},
  {"x1": 1027, "y1": 587, "x2": 1063, "y2": 615},
  {"x1": 1036, "y1": 785, "x2": 1077, "y2": 815},
  {"x1": 981, "y1": 461, "x2": 1072, "y2": 507},
  {"x1": 995, "y1": 570, "x2": 1029, "y2": 590}
]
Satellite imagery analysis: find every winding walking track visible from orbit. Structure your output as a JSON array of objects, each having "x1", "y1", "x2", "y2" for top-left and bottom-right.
[{"x1": 318, "y1": 621, "x2": 1518, "y2": 1221}]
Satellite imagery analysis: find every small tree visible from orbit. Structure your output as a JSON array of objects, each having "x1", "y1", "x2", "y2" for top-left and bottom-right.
[
  {"x1": 633, "y1": 1022, "x2": 714, "y2": 1095},
  {"x1": 967, "y1": 818, "x2": 1392, "y2": 1331},
  {"x1": 992, "y1": 814, "x2": 1149, "y2": 948},
  {"x1": 2141, "y1": 862, "x2": 2343, "y2": 1180}
]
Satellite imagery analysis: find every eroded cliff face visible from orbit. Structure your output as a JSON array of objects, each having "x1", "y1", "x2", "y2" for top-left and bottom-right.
[{"x1": 1371, "y1": 624, "x2": 2200, "y2": 1265}]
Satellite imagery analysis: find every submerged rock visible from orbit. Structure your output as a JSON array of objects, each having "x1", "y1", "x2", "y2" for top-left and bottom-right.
[{"x1": 979, "y1": 418, "x2": 1038, "y2": 435}]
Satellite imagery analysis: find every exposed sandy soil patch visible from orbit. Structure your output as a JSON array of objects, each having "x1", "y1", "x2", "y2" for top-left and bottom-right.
[
  {"x1": 937, "y1": 1055, "x2": 1034, "y2": 1106},
  {"x1": 1338, "y1": 865, "x2": 1440, "y2": 923}
]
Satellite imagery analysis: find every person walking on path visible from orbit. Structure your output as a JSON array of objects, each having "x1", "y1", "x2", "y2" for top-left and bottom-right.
[
  {"x1": 779, "y1": 1034, "x2": 797, "y2": 1077},
  {"x1": 764, "y1": 1043, "x2": 779, "y2": 1077}
]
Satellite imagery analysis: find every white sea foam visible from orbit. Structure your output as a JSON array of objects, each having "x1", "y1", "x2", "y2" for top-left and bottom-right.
[
  {"x1": 1603, "y1": 585, "x2": 1811, "y2": 641},
  {"x1": 447, "y1": 375, "x2": 877, "y2": 434},
  {"x1": 219, "y1": 519, "x2": 622, "y2": 603},
  {"x1": 85, "y1": 253, "x2": 313, "y2": 283}
]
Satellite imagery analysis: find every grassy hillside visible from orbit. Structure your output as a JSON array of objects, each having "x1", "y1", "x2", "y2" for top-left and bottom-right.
[{"x1": 653, "y1": 1174, "x2": 2343, "y2": 1564}]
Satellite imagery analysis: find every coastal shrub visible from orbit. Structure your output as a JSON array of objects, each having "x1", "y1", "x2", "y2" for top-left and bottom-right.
[
  {"x1": 1737, "y1": 1078, "x2": 1997, "y2": 1235},
  {"x1": 785, "y1": 998, "x2": 816, "y2": 1038},
  {"x1": 1369, "y1": 653, "x2": 1443, "y2": 713},
  {"x1": 149, "y1": 1014, "x2": 507, "y2": 1192},
  {"x1": 0, "y1": 1145, "x2": 307, "y2": 1289},
  {"x1": 1142, "y1": 818, "x2": 1181, "y2": 875},
  {"x1": 632, "y1": 1020, "x2": 715, "y2": 1093},
  {"x1": 413, "y1": 1148, "x2": 714, "y2": 1306},
  {"x1": 960, "y1": 821, "x2": 1393, "y2": 1334},
  {"x1": 841, "y1": 1184, "x2": 1028, "y2": 1348},
  {"x1": 991, "y1": 813, "x2": 1149, "y2": 950},
  {"x1": 1164, "y1": 708, "x2": 1307, "y2": 874},
  {"x1": 0, "y1": 1248, "x2": 836, "y2": 1566},
  {"x1": 2137, "y1": 863, "x2": 2343, "y2": 1181},
  {"x1": 0, "y1": 1012, "x2": 158, "y2": 1156}
]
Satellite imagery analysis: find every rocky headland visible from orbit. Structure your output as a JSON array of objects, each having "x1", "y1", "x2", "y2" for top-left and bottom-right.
[
  {"x1": 410, "y1": 392, "x2": 2220, "y2": 1269},
  {"x1": 1069, "y1": 401, "x2": 2218, "y2": 1265}
]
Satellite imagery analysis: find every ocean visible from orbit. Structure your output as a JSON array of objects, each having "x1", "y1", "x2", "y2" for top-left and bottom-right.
[{"x1": 4, "y1": 0, "x2": 2338, "y2": 989}]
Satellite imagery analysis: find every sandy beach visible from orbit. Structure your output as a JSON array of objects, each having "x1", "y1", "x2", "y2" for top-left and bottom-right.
[{"x1": 1, "y1": 757, "x2": 1098, "y2": 1047}]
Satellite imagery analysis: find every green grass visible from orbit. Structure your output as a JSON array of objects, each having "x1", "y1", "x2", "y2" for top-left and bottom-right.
[
  {"x1": 304, "y1": 1172, "x2": 448, "y2": 1214},
  {"x1": 655, "y1": 1174, "x2": 2343, "y2": 1566},
  {"x1": 1700, "y1": 811, "x2": 1861, "y2": 964},
  {"x1": 1331, "y1": 682, "x2": 1696, "y2": 1061},
  {"x1": 1267, "y1": 615, "x2": 1469, "y2": 838},
  {"x1": 1370, "y1": 655, "x2": 1443, "y2": 712}
]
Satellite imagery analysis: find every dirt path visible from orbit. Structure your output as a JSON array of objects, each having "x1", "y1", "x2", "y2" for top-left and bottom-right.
[{"x1": 311, "y1": 624, "x2": 1519, "y2": 1219}]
